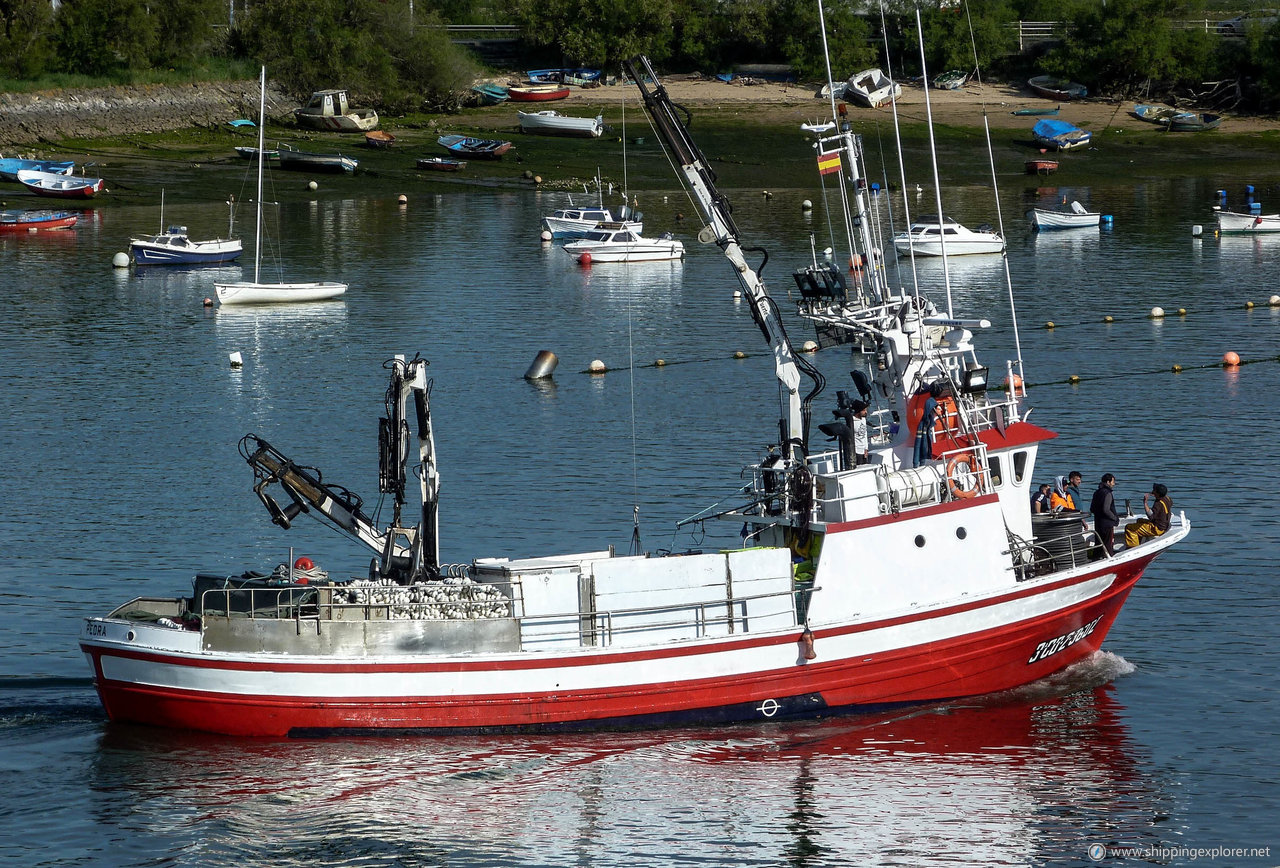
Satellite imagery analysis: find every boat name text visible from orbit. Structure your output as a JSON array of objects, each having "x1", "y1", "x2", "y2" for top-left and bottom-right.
[{"x1": 1027, "y1": 615, "x2": 1102, "y2": 664}]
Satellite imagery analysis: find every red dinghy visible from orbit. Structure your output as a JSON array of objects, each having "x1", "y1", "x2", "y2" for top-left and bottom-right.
[
  {"x1": 16, "y1": 169, "x2": 104, "y2": 199},
  {"x1": 1026, "y1": 158, "x2": 1059, "y2": 175},
  {"x1": 507, "y1": 85, "x2": 571, "y2": 102},
  {"x1": 0, "y1": 209, "x2": 79, "y2": 232}
]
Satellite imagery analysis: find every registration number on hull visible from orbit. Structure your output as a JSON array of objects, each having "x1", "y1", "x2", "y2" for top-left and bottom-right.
[{"x1": 1028, "y1": 615, "x2": 1103, "y2": 664}]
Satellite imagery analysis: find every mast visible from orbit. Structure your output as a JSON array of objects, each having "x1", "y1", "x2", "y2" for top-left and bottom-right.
[
  {"x1": 624, "y1": 56, "x2": 822, "y2": 462},
  {"x1": 253, "y1": 66, "x2": 265, "y2": 284}
]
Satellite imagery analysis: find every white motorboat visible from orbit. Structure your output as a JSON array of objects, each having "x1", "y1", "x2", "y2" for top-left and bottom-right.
[
  {"x1": 1028, "y1": 200, "x2": 1101, "y2": 230},
  {"x1": 1214, "y1": 208, "x2": 1280, "y2": 233},
  {"x1": 293, "y1": 88, "x2": 378, "y2": 132},
  {"x1": 562, "y1": 224, "x2": 684, "y2": 262},
  {"x1": 543, "y1": 206, "x2": 641, "y2": 239},
  {"x1": 215, "y1": 68, "x2": 347, "y2": 306},
  {"x1": 845, "y1": 68, "x2": 901, "y2": 108},
  {"x1": 517, "y1": 110, "x2": 605, "y2": 138},
  {"x1": 893, "y1": 215, "x2": 1005, "y2": 256},
  {"x1": 78, "y1": 55, "x2": 1185, "y2": 739}
]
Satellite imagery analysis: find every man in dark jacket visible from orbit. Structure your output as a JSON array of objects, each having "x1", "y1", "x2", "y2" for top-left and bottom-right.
[{"x1": 1090, "y1": 473, "x2": 1120, "y2": 555}]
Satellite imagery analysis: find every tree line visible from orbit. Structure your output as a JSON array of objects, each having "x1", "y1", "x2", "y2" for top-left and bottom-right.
[{"x1": 0, "y1": 0, "x2": 1275, "y2": 110}]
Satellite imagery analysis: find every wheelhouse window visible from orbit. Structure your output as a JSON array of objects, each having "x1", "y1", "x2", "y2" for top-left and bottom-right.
[
  {"x1": 1012, "y1": 450, "x2": 1028, "y2": 483},
  {"x1": 988, "y1": 455, "x2": 1004, "y2": 488}
]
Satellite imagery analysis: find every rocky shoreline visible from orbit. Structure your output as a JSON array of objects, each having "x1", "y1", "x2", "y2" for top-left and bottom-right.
[{"x1": 0, "y1": 80, "x2": 295, "y2": 147}]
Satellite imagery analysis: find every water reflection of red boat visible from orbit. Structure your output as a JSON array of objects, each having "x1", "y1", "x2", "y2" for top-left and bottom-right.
[{"x1": 92, "y1": 656, "x2": 1157, "y2": 864}]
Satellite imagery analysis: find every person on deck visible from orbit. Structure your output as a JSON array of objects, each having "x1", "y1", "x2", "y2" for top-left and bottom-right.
[
  {"x1": 1065, "y1": 471, "x2": 1084, "y2": 510},
  {"x1": 912, "y1": 384, "x2": 941, "y2": 467},
  {"x1": 851, "y1": 400, "x2": 870, "y2": 465},
  {"x1": 1031, "y1": 483, "x2": 1051, "y2": 514},
  {"x1": 1049, "y1": 476, "x2": 1076, "y2": 511},
  {"x1": 1125, "y1": 483, "x2": 1172, "y2": 547},
  {"x1": 1090, "y1": 473, "x2": 1120, "y2": 555}
]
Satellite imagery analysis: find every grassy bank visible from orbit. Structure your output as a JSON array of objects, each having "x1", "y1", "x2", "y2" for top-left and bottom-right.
[{"x1": 10, "y1": 99, "x2": 1280, "y2": 212}]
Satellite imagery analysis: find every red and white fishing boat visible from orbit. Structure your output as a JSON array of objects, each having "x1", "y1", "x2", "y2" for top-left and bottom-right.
[{"x1": 79, "y1": 57, "x2": 1187, "y2": 738}]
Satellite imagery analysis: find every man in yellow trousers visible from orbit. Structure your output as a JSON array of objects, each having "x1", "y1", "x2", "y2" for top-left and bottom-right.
[{"x1": 1125, "y1": 483, "x2": 1172, "y2": 548}]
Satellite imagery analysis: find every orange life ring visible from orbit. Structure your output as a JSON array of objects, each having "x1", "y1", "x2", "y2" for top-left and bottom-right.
[{"x1": 946, "y1": 453, "x2": 981, "y2": 499}]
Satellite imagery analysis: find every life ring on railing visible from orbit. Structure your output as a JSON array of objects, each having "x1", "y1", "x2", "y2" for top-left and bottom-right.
[{"x1": 946, "y1": 453, "x2": 981, "y2": 499}]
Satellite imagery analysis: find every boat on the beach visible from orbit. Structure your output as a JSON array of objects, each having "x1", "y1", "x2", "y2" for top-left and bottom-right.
[
  {"x1": 1029, "y1": 200, "x2": 1101, "y2": 230},
  {"x1": 15, "y1": 169, "x2": 104, "y2": 199},
  {"x1": 517, "y1": 110, "x2": 605, "y2": 138},
  {"x1": 893, "y1": 215, "x2": 1005, "y2": 257},
  {"x1": 1169, "y1": 112, "x2": 1221, "y2": 132},
  {"x1": 1214, "y1": 209, "x2": 1280, "y2": 233},
  {"x1": 214, "y1": 68, "x2": 347, "y2": 306},
  {"x1": 1031, "y1": 118, "x2": 1092, "y2": 150},
  {"x1": 845, "y1": 68, "x2": 901, "y2": 107},
  {"x1": 276, "y1": 143, "x2": 358, "y2": 174},
  {"x1": 1011, "y1": 106, "x2": 1059, "y2": 116},
  {"x1": 363, "y1": 130, "x2": 395, "y2": 149},
  {"x1": 1027, "y1": 75, "x2": 1087, "y2": 100},
  {"x1": 293, "y1": 88, "x2": 379, "y2": 132},
  {"x1": 416, "y1": 157, "x2": 467, "y2": 172},
  {"x1": 438, "y1": 135, "x2": 512, "y2": 159},
  {"x1": 526, "y1": 68, "x2": 600, "y2": 84},
  {"x1": 562, "y1": 224, "x2": 683, "y2": 262},
  {"x1": 79, "y1": 54, "x2": 1187, "y2": 738},
  {"x1": 1132, "y1": 104, "x2": 1183, "y2": 125},
  {"x1": 0, "y1": 208, "x2": 78, "y2": 232},
  {"x1": 0, "y1": 157, "x2": 74, "y2": 181},
  {"x1": 507, "y1": 85, "x2": 571, "y2": 102},
  {"x1": 932, "y1": 69, "x2": 968, "y2": 90},
  {"x1": 234, "y1": 146, "x2": 279, "y2": 161},
  {"x1": 471, "y1": 83, "x2": 510, "y2": 105}
]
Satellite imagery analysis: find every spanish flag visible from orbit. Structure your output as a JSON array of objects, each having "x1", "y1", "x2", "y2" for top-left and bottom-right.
[{"x1": 817, "y1": 150, "x2": 841, "y2": 176}]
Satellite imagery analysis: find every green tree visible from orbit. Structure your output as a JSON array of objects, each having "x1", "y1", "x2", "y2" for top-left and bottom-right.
[
  {"x1": 235, "y1": 0, "x2": 478, "y2": 109},
  {"x1": 1040, "y1": 0, "x2": 1211, "y2": 96},
  {"x1": 512, "y1": 0, "x2": 678, "y2": 69},
  {"x1": 916, "y1": 0, "x2": 1017, "y2": 77},
  {"x1": 54, "y1": 0, "x2": 157, "y2": 75},
  {"x1": 0, "y1": 0, "x2": 56, "y2": 77},
  {"x1": 781, "y1": 0, "x2": 875, "y2": 81},
  {"x1": 150, "y1": 0, "x2": 226, "y2": 66}
]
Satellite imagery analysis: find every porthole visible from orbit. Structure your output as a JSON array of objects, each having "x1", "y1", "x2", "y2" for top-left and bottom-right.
[
  {"x1": 126, "y1": 630, "x2": 136, "y2": 641},
  {"x1": 914, "y1": 535, "x2": 926, "y2": 547},
  {"x1": 956, "y1": 527, "x2": 968, "y2": 540}
]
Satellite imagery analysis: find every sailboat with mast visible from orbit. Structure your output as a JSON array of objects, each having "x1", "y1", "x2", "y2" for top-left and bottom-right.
[
  {"x1": 79, "y1": 22, "x2": 1185, "y2": 738},
  {"x1": 214, "y1": 68, "x2": 347, "y2": 305}
]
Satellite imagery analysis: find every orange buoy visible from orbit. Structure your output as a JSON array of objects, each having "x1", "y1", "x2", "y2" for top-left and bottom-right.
[
  {"x1": 578, "y1": 251, "x2": 592, "y2": 267},
  {"x1": 1002, "y1": 374, "x2": 1024, "y2": 395},
  {"x1": 1223, "y1": 351, "x2": 1240, "y2": 367}
]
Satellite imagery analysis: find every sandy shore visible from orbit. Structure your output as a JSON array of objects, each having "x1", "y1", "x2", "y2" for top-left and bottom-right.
[{"x1": 543, "y1": 73, "x2": 1277, "y2": 135}]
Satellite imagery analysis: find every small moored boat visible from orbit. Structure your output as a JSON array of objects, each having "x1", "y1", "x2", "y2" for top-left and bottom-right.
[
  {"x1": 293, "y1": 89, "x2": 379, "y2": 132},
  {"x1": 277, "y1": 144, "x2": 358, "y2": 174},
  {"x1": 563, "y1": 223, "x2": 683, "y2": 262},
  {"x1": 416, "y1": 157, "x2": 467, "y2": 172},
  {"x1": 15, "y1": 169, "x2": 104, "y2": 199},
  {"x1": 1132, "y1": 104, "x2": 1183, "y2": 126},
  {"x1": 130, "y1": 225, "x2": 242, "y2": 266},
  {"x1": 235, "y1": 146, "x2": 279, "y2": 161},
  {"x1": 1031, "y1": 118, "x2": 1092, "y2": 150},
  {"x1": 893, "y1": 215, "x2": 1004, "y2": 257},
  {"x1": 1028, "y1": 200, "x2": 1101, "y2": 230},
  {"x1": 0, "y1": 208, "x2": 78, "y2": 232},
  {"x1": 437, "y1": 135, "x2": 512, "y2": 159},
  {"x1": 1025, "y1": 158, "x2": 1059, "y2": 175},
  {"x1": 1027, "y1": 75, "x2": 1087, "y2": 100},
  {"x1": 0, "y1": 157, "x2": 75, "y2": 181},
  {"x1": 507, "y1": 85, "x2": 571, "y2": 102},
  {"x1": 845, "y1": 69, "x2": 901, "y2": 108},
  {"x1": 932, "y1": 69, "x2": 968, "y2": 90},
  {"x1": 517, "y1": 110, "x2": 604, "y2": 138},
  {"x1": 364, "y1": 130, "x2": 395, "y2": 149},
  {"x1": 1169, "y1": 112, "x2": 1221, "y2": 132},
  {"x1": 1214, "y1": 209, "x2": 1280, "y2": 233}
]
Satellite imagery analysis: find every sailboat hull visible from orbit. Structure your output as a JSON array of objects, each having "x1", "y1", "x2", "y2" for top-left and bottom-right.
[{"x1": 214, "y1": 281, "x2": 347, "y2": 304}]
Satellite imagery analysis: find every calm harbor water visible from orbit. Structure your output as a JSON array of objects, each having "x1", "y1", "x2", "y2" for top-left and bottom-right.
[{"x1": 1, "y1": 162, "x2": 1278, "y2": 866}]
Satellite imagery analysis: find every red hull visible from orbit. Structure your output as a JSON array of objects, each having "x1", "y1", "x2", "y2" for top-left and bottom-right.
[
  {"x1": 507, "y1": 86, "x2": 571, "y2": 102},
  {"x1": 0, "y1": 212, "x2": 78, "y2": 231},
  {"x1": 85, "y1": 557, "x2": 1152, "y2": 737},
  {"x1": 22, "y1": 179, "x2": 103, "y2": 199}
]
